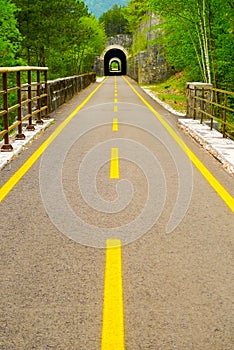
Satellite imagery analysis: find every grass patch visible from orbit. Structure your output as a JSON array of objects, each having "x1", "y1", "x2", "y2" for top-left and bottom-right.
[{"x1": 142, "y1": 71, "x2": 188, "y2": 113}]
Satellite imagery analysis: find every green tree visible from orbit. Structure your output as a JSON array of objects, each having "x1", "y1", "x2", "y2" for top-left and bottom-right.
[
  {"x1": 99, "y1": 4, "x2": 130, "y2": 37},
  {"x1": 125, "y1": 0, "x2": 149, "y2": 34},
  {"x1": 66, "y1": 16, "x2": 106, "y2": 75},
  {"x1": 12, "y1": 0, "x2": 89, "y2": 67},
  {"x1": 149, "y1": 0, "x2": 234, "y2": 88},
  {"x1": 0, "y1": 0, "x2": 22, "y2": 66},
  {"x1": 11, "y1": 0, "x2": 106, "y2": 78}
]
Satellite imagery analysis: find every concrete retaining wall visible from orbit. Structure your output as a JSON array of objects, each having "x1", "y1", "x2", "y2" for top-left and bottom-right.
[{"x1": 47, "y1": 73, "x2": 96, "y2": 112}]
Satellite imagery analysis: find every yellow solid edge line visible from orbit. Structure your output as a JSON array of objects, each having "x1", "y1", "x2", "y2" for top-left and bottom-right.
[
  {"x1": 110, "y1": 148, "x2": 119, "y2": 179},
  {"x1": 123, "y1": 76, "x2": 234, "y2": 212},
  {"x1": 0, "y1": 77, "x2": 108, "y2": 203},
  {"x1": 101, "y1": 239, "x2": 125, "y2": 350},
  {"x1": 112, "y1": 118, "x2": 118, "y2": 132}
]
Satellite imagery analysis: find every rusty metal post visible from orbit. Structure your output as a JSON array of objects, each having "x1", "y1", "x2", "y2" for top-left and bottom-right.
[
  {"x1": 200, "y1": 87, "x2": 204, "y2": 124},
  {"x1": 210, "y1": 90, "x2": 214, "y2": 130},
  {"x1": 1, "y1": 72, "x2": 13, "y2": 151},
  {"x1": 186, "y1": 84, "x2": 190, "y2": 117},
  {"x1": 43, "y1": 69, "x2": 50, "y2": 119},
  {"x1": 26, "y1": 69, "x2": 35, "y2": 130},
  {"x1": 193, "y1": 86, "x2": 197, "y2": 120},
  {"x1": 15, "y1": 71, "x2": 25, "y2": 140},
  {"x1": 222, "y1": 92, "x2": 227, "y2": 138},
  {"x1": 36, "y1": 70, "x2": 43, "y2": 124}
]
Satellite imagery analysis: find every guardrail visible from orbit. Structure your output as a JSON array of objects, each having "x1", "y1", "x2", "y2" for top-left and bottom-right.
[
  {"x1": 0, "y1": 68, "x2": 96, "y2": 152},
  {"x1": 186, "y1": 82, "x2": 234, "y2": 139},
  {"x1": 0, "y1": 66, "x2": 49, "y2": 151}
]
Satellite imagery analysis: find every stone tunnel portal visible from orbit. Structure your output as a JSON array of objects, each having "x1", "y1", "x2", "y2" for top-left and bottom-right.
[{"x1": 104, "y1": 48, "x2": 127, "y2": 76}]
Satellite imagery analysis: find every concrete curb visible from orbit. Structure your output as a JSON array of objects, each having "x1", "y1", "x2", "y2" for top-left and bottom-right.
[
  {"x1": 0, "y1": 119, "x2": 54, "y2": 170},
  {"x1": 178, "y1": 119, "x2": 234, "y2": 174},
  {"x1": 96, "y1": 77, "x2": 106, "y2": 83}
]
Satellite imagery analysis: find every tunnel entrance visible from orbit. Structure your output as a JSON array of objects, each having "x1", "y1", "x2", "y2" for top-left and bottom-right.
[{"x1": 104, "y1": 48, "x2": 127, "y2": 76}]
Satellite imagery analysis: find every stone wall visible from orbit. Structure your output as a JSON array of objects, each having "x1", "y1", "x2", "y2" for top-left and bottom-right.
[
  {"x1": 127, "y1": 12, "x2": 174, "y2": 84},
  {"x1": 107, "y1": 34, "x2": 133, "y2": 49},
  {"x1": 47, "y1": 73, "x2": 96, "y2": 112},
  {"x1": 128, "y1": 46, "x2": 174, "y2": 84}
]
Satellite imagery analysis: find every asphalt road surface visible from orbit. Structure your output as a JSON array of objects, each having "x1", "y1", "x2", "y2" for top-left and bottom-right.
[{"x1": 1, "y1": 76, "x2": 234, "y2": 350}]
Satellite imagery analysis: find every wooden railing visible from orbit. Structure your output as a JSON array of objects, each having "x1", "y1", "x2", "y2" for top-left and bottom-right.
[
  {"x1": 186, "y1": 83, "x2": 234, "y2": 139},
  {"x1": 0, "y1": 66, "x2": 49, "y2": 151}
]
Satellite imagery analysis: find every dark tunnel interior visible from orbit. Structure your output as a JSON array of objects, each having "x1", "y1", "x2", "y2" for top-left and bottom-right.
[{"x1": 104, "y1": 48, "x2": 127, "y2": 76}]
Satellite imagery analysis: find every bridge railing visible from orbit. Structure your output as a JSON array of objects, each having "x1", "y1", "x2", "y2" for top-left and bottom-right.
[
  {"x1": 0, "y1": 66, "x2": 49, "y2": 151},
  {"x1": 186, "y1": 82, "x2": 234, "y2": 139}
]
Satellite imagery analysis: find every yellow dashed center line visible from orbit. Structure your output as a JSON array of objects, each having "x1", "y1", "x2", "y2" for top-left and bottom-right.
[
  {"x1": 114, "y1": 105, "x2": 118, "y2": 112},
  {"x1": 102, "y1": 112, "x2": 124, "y2": 348},
  {"x1": 101, "y1": 239, "x2": 125, "y2": 350},
  {"x1": 112, "y1": 118, "x2": 119, "y2": 132},
  {"x1": 114, "y1": 98, "x2": 118, "y2": 103},
  {"x1": 110, "y1": 148, "x2": 119, "y2": 179}
]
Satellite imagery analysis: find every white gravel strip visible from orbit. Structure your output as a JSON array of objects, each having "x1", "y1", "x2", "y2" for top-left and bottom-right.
[{"x1": 0, "y1": 119, "x2": 54, "y2": 170}]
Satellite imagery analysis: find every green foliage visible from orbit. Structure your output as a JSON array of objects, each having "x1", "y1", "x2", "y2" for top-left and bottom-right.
[
  {"x1": 125, "y1": 0, "x2": 149, "y2": 34},
  {"x1": 143, "y1": 72, "x2": 188, "y2": 112},
  {"x1": 83, "y1": 0, "x2": 128, "y2": 18},
  {"x1": 0, "y1": 0, "x2": 23, "y2": 66},
  {"x1": 149, "y1": 0, "x2": 234, "y2": 89},
  {"x1": 10, "y1": 0, "x2": 106, "y2": 78},
  {"x1": 0, "y1": 0, "x2": 25, "y2": 131},
  {"x1": 64, "y1": 16, "x2": 106, "y2": 76},
  {"x1": 131, "y1": 31, "x2": 148, "y2": 55},
  {"x1": 99, "y1": 4, "x2": 130, "y2": 37}
]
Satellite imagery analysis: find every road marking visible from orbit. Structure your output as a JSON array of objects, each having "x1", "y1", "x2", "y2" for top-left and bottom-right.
[
  {"x1": 114, "y1": 98, "x2": 118, "y2": 103},
  {"x1": 0, "y1": 78, "x2": 108, "y2": 203},
  {"x1": 115, "y1": 89, "x2": 118, "y2": 93},
  {"x1": 115, "y1": 93, "x2": 118, "y2": 97},
  {"x1": 112, "y1": 118, "x2": 119, "y2": 132},
  {"x1": 110, "y1": 148, "x2": 119, "y2": 179},
  {"x1": 123, "y1": 76, "x2": 234, "y2": 212},
  {"x1": 101, "y1": 239, "x2": 125, "y2": 350},
  {"x1": 114, "y1": 105, "x2": 118, "y2": 112}
]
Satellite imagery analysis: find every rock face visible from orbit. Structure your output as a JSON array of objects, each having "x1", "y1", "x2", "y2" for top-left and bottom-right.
[
  {"x1": 107, "y1": 34, "x2": 133, "y2": 48},
  {"x1": 128, "y1": 46, "x2": 174, "y2": 84},
  {"x1": 128, "y1": 12, "x2": 174, "y2": 83}
]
